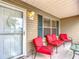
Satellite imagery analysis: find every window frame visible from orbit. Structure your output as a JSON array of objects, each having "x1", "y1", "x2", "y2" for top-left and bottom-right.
[{"x1": 0, "y1": 1, "x2": 27, "y2": 58}]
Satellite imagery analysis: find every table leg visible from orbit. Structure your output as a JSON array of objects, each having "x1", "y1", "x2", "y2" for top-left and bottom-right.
[
  {"x1": 55, "y1": 47, "x2": 58, "y2": 53},
  {"x1": 72, "y1": 51, "x2": 75, "y2": 59}
]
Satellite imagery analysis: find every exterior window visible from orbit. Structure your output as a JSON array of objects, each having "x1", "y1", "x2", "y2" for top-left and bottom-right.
[
  {"x1": 0, "y1": 5, "x2": 24, "y2": 59},
  {"x1": 43, "y1": 18, "x2": 59, "y2": 36},
  {"x1": 38, "y1": 15, "x2": 59, "y2": 37}
]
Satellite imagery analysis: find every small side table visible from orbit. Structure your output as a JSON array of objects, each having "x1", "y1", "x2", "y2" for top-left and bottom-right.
[{"x1": 70, "y1": 43, "x2": 79, "y2": 59}]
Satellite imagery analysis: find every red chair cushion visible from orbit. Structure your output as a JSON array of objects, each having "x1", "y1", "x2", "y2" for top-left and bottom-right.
[
  {"x1": 37, "y1": 45, "x2": 53, "y2": 55},
  {"x1": 59, "y1": 34, "x2": 71, "y2": 42},
  {"x1": 63, "y1": 38, "x2": 71, "y2": 42},
  {"x1": 46, "y1": 34, "x2": 53, "y2": 43},
  {"x1": 51, "y1": 40, "x2": 64, "y2": 46},
  {"x1": 46, "y1": 34, "x2": 64, "y2": 46},
  {"x1": 52, "y1": 34, "x2": 58, "y2": 41},
  {"x1": 33, "y1": 37, "x2": 43, "y2": 50}
]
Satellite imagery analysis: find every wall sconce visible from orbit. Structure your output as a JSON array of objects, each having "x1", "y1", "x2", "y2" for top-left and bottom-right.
[{"x1": 28, "y1": 11, "x2": 35, "y2": 20}]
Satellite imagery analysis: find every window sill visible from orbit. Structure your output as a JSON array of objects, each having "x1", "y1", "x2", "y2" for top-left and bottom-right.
[{"x1": 11, "y1": 54, "x2": 25, "y2": 59}]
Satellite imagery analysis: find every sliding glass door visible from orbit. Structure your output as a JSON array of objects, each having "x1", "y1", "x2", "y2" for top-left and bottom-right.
[{"x1": 0, "y1": 3, "x2": 25, "y2": 59}]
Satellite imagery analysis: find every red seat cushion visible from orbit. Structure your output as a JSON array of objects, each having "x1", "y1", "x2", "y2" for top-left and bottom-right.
[
  {"x1": 37, "y1": 45, "x2": 53, "y2": 55},
  {"x1": 63, "y1": 38, "x2": 71, "y2": 42},
  {"x1": 50, "y1": 40, "x2": 64, "y2": 46}
]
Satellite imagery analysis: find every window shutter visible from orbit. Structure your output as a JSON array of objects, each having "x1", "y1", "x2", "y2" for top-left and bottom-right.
[{"x1": 38, "y1": 15, "x2": 43, "y2": 37}]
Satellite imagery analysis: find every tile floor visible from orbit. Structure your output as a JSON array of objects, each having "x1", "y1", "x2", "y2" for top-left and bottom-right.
[{"x1": 26, "y1": 43, "x2": 79, "y2": 59}]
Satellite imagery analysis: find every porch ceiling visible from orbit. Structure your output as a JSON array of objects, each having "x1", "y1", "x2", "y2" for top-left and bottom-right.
[{"x1": 22, "y1": 0, "x2": 79, "y2": 18}]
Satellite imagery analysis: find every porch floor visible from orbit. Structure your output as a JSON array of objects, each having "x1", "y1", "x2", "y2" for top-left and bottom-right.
[{"x1": 26, "y1": 43, "x2": 79, "y2": 59}]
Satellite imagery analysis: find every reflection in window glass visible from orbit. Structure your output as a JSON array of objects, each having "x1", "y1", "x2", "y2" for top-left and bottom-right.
[
  {"x1": 52, "y1": 21, "x2": 56, "y2": 27},
  {"x1": 56, "y1": 21, "x2": 59, "y2": 35},
  {"x1": 44, "y1": 18, "x2": 50, "y2": 27},
  {"x1": 44, "y1": 28, "x2": 50, "y2": 36},
  {"x1": 52, "y1": 28, "x2": 57, "y2": 34},
  {"x1": 0, "y1": 6, "x2": 23, "y2": 59},
  {"x1": 0, "y1": 6, "x2": 23, "y2": 33}
]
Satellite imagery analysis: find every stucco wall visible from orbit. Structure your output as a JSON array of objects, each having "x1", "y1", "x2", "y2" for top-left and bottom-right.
[{"x1": 61, "y1": 16, "x2": 79, "y2": 41}]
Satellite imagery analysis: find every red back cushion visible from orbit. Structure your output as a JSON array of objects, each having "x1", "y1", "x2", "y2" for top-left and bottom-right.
[
  {"x1": 59, "y1": 34, "x2": 67, "y2": 40},
  {"x1": 46, "y1": 34, "x2": 57, "y2": 43},
  {"x1": 33, "y1": 36, "x2": 43, "y2": 47},
  {"x1": 46, "y1": 34, "x2": 53, "y2": 43},
  {"x1": 52, "y1": 34, "x2": 57, "y2": 41}
]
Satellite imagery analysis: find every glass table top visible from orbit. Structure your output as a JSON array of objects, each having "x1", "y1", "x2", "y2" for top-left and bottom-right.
[{"x1": 70, "y1": 44, "x2": 79, "y2": 52}]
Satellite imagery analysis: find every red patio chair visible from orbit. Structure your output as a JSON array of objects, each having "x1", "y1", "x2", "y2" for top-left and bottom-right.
[
  {"x1": 33, "y1": 36, "x2": 53, "y2": 59},
  {"x1": 46, "y1": 34, "x2": 64, "y2": 53},
  {"x1": 59, "y1": 34, "x2": 72, "y2": 46},
  {"x1": 59, "y1": 34, "x2": 72, "y2": 42}
]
